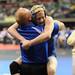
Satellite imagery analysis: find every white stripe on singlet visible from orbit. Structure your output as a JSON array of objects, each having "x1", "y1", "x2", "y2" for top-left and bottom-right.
[{"x1": 32, "y1": 27, "x2": 42, "y2": 34}]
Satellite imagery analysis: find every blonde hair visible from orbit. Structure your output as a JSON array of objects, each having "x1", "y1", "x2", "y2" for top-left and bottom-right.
[{"x1": 31, "y1": 4, "x2": 46, "y2": 14}]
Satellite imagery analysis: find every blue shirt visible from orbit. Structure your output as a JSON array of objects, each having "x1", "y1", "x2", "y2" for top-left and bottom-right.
[
  {"x1": 48, "y1": 22, "x2": 59, "y2": 57},
  {"x1": 17, "y1": 22, "x2": 59, "y2": 64}
]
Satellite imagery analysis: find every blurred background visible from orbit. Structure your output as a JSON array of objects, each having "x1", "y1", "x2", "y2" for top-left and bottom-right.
[{"x1": 0, "y1": 0, "x2": 74, "y2": 75}]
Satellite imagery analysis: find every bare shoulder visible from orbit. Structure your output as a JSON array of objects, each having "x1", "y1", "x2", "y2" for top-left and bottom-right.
[{"x1": 54, "y1": 20, "x2": 65, "y2": 30}]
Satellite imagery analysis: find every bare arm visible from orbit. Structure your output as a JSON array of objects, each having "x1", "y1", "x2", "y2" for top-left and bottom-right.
[
  {"x1": 30, "y1": 16, "x2": 54, "y2": 45},
  {"x1": 8, "y1": 23, "x2": 29, "y2": 43}
]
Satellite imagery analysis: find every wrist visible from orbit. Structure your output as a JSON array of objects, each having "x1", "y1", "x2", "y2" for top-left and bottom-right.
[{"x1": 30, "y1": 40, "x2": 33, "y2": 46}]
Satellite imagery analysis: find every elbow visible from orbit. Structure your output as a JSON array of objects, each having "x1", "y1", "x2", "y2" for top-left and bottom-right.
[
  {"x1": 7, "y1": 27, "x2": 11, "y2": 33},
  {"x1": 7, "y1": 28, "x2": 10, "y2": 33},
  {"x1": 7, "y1": 27, "x2": 14, "y2": 34}
]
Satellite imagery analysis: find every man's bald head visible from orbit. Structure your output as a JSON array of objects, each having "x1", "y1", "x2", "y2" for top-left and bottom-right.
[{"x1": 15, "y1": 7, "x2": 32, "y2": 25}]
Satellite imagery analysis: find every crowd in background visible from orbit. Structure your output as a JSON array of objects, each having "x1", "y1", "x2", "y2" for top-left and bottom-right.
[
  {"x1": 54, "y1": 27, "x2": 73, "y2": 49},
  {"x1": 0, "y1": 0, "x2": 75, "y2": 20},
  {"x1": 0, "y1": 27, "x2": 19, "y2": 44}
]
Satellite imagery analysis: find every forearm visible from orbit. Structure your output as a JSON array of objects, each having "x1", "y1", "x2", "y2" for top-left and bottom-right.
[
  {"x1": 8, "y1": 23, "x2": 27, "y2": 42},
  {"x1": 30, "y1": 31, "x2": 51, "y2": 45},
  {"x1": 8, "y1": 28, "x2": 25, "y2": 42}
]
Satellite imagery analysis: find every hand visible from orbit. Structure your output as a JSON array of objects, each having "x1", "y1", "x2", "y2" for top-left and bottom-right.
[{"x1": 21, "y1": 39, "x2": 31, "y2": 50}]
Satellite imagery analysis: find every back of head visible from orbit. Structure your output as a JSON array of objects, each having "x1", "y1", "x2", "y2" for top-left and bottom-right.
[{"x1": 15, "y1": 7, "x2": 32, "y2": 25}]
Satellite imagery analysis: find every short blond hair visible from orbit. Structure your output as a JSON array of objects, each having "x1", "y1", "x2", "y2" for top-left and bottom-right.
[{"x1": 31, "y1": 4, "x2": 46, "y2": 14}]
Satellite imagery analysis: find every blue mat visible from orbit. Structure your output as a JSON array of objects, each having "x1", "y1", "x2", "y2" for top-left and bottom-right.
[{"x1": 0, "y1": 56, "x2": 72, "y2": 75}]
